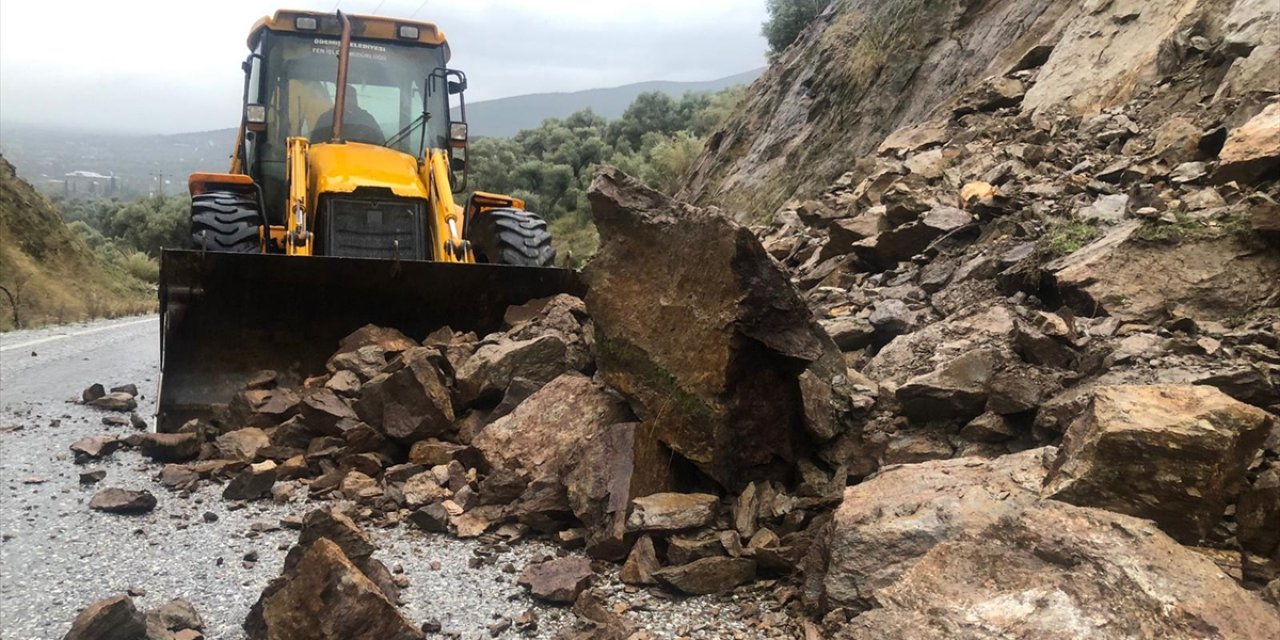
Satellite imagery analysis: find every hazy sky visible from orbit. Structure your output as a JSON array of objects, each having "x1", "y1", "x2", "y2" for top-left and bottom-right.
[{"x1": 0, "y1": 0, "x2": 768, "y2": 135}]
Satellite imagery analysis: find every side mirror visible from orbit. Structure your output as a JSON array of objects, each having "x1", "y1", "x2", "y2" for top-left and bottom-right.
[
  {"x1": 447, "y1": 79, "x2": 467, "y2": 95},
  {"x1": 450, "y1": 156, "x2": 466, "y2": 172},
  {"x1": 449, "y1": 122, "x2": 468, "y2": 148},
  {"x1": 245, "y1": 103, "x2": 267, "y2": 133}
]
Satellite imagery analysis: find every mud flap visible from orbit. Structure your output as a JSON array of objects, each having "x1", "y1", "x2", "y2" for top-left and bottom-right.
[{"x1": 156, "y1": 249, "x2": 584, "y2": 432}]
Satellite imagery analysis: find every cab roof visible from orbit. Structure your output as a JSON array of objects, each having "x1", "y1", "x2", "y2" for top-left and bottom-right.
[{"x1": 248, "y1": 9, "x2": 450, "y2": 61}]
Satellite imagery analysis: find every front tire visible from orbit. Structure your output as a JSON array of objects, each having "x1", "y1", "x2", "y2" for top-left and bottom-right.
[
  {"x1": 469, "y1": 208, "x2": 556, "y2": 267},
  {"x1": 190, "y1": 192, "x2": 261, "y2": 253}
]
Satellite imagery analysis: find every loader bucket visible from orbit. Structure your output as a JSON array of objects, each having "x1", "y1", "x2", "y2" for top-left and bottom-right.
[{"x1": 156, "y1": 249, "x2": 585, "y2": 432}]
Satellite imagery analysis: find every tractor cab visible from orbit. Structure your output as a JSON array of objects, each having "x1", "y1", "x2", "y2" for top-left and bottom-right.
[{"x1": 236, "y1": 11, "x2": 467, "y2": 227}]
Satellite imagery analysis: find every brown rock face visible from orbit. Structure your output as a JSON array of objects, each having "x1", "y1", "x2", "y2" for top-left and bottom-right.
[
  {"x1": 619, "y1": 535, "x2": 660, "y2": 585},
  {"x1": 564, "y1": 422, "x2": 674, "y2": 560},
  {"x1": 836, "y1": 502, "x2": 1280, "y2": 640},
  {"x1": 1044, "y1": 220, "x2": 1280, "y2": 324},
  {"x1": 473, "y1": 372, "x2": 632, "y2": 484},
  {"x1": 517, "y1": 556, "x2": 594, "y2": 604},
  {"x1": 222, "y1": 461, "x2": 278, "y2": 501},
  {"x1": 62, "y1": 595, "x2": 147, "y2": 640},
  {"x1": 454, "y1": 335, "x2": 572, "y2": 407},
  {"x1": 214, "y1": 428, "x2": 270, "y2": 462},
  {"x1": 1216, "y1": 102, "x2": 1280, "y2": 184},
  {"x1": 626, "y1": 493, "x2": 718, "y2": 533},
  {"x1": 1044, "y1": 385, "x2": 1274, "y2": 544},
  {"x1": 585, "y1": 167, "x2": 847, "y2": 488},
  {"x1": 653, "y1": 557, "x2": 757, "y2": 595},
  {"x1": 332, "y1": 324, "x2": 418, "y2": 360},
  {"x1": 823, "y1": 448, "x2": 1052, "y2": 612},
  {"x1": 245, "y1": 538, "x2": 422, "y2": 640},
  {"x1": 299, "y1": 388, "x2": 358, "y2": 436},
  {"x1": 354, "y1": 347, "x2": 454, "y2": 444},
  {"x1": 293, "y1": 509, "x2": 377, "y2": 566}
]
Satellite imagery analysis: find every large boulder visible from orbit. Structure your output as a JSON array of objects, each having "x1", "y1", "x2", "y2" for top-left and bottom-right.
[
  {"x1": 355, "y1": 347, "x2": 454, "y2": 444},
  {"x1": 454, "y1": 335, "x2": 574, "y2": 407},
  {"x1": 62, "y1": 595, "x2": 147, "y2": 640},
  {"x1": 245, "y1": 538, "x2": 422, "y2": 640},
  {"x1": 822, "y1": 448, "x2": 1052, "y2": 612},
  {"x1": 1043, "y1": 220, "x2": 1280, "y2": 324},
  {"x1": 584, "y1": 167, "x2": 848, "y2": 488},
  {"x1": 1216, "y1": 103, "x2": 1280, "y2": 184},
  {"x1": 1043, "y1": 385, "x2": 1274, "y2": 544},
  {"x1": 472, "y1": 372, "x2": 632, "y2": 484},
  {"x1": 835, "y1": 502, "x2": 1280, "y2": 639},
  {"x1": 214, "y1": 428, "x2": 270, "y2": 462},
  {"x1": 563, "y1": 422, "x2": 674, "y2": 560}
]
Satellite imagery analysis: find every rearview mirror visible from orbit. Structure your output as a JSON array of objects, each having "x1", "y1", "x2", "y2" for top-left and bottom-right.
[
  {"x1": 447, "y1": 79, "x2": 467, "y2": 95},
  {"x1": 450, "y1": 156, "x2": 466, "y2": 172}
]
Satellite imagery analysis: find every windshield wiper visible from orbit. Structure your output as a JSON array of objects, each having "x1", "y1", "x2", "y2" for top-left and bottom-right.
[{"x1": 384, "y1": 112, "x2": 429, "y2": 149}]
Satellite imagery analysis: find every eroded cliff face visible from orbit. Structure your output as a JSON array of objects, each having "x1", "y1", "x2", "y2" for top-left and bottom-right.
[{"x1": 679, "y1": 0, "x2": 1277, "y2": 221}]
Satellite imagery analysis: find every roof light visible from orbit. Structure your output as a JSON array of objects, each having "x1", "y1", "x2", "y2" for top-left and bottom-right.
[
  {"x1": 295, "y1": 16, "x2": 318, "y2": 30},
  {"x1": 245, "y1": 104, "x2": 267, "y2": 125},
  {"x1": 398, "y1": 24, "x2": 420, "y2": 39}
]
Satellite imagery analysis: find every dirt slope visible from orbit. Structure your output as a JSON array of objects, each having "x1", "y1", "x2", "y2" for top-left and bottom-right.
[{"x1": 0, "y1": 155, "x2": 153, "y2": 329}]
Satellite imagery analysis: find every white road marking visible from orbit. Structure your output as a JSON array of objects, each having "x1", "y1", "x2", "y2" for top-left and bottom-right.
[{"x1": 0, "y1": 317, "x2": 158, "y2": 353}]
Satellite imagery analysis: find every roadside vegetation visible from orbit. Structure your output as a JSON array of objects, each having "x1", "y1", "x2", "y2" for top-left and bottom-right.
[
  {"x1": 0, "y1": 157, "x2": 156, "y2": 331},
  {"x1": 471, "y1": 86, "x2": 744, "y2": 266}
]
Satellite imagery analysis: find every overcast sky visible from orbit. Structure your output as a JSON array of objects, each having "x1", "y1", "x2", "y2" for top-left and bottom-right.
[{"x1": 0, "y1": 0, "x2": 767, "y2": 135}]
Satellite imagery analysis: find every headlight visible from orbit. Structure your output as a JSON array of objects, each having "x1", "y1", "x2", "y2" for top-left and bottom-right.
[
  {"x1": 398, "y1": 24, "x2": 420, "y2": 39},
  {"x1": 449, "y1": 122, "x2": 468, "y2": 144},
  {"x1": 295, "y1": 16, "x2": 318, "y2": 30},
  {"x1": 245, "y1": 104, "x2": 267, "y2": 125}
]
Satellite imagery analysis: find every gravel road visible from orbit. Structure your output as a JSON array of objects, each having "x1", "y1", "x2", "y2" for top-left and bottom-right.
[{"x1": 1, "y1": 317, "x2": 793, "y2": 639}]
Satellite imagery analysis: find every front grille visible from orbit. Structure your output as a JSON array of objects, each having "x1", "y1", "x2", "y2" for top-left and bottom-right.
[{"x1": 322, "y1": 196, "x2": 426, "y2": 260}]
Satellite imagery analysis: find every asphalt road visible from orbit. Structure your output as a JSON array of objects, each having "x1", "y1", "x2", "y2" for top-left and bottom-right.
[{"x1": 0, "y1": 316, "x2": 777, "y2": 639}]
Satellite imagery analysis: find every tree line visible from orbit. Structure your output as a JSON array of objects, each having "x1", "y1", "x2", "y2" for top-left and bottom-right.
[
  {"x1": 469, "y1": 86, "x2": 744, "y2": 265},
  {"x1": 51, "y1": 86, "x2": 746, "y2": 272}
]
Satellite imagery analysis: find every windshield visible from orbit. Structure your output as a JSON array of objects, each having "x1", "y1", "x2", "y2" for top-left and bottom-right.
[{"x1": 261, "y1": 31, "x2": 449, "y2": 156}]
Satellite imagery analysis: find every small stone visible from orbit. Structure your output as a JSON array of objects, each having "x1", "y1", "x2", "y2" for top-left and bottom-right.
[
  {"x1": 626, "y1": 493, "x2": 718, "y2": 532},
  {"x1": 517, "y1": 556, "x2": 593, "y2": 603},
  {"x1": 81, "y1": 383, "x2": 107, "y2": 403},
  {"x1": 79, "y1": 470, "x2": 107, "y2": 485},
  {"x1": 89, "y1": 488, "x2": 157, "y2": 515}
]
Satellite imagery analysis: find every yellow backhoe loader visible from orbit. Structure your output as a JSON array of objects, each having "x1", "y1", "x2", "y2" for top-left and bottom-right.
[{"x1": 157, "y1": 9, "x2": 581, "y2": 431}]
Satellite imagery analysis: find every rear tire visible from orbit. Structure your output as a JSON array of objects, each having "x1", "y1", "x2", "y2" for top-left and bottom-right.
[
  {"x1": 190, "y1": 191, "x2": 261, "y2": 253},
  {"x1": 469, "y1": 208, "x2": 556, "y2": 267}
]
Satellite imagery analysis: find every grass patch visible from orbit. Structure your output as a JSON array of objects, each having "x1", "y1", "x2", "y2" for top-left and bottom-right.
[
  {"x1": 1134, "y1": 211, "x2": 1256, "y2": 244},
  {"x1": 1042, "y1": 218, "x2": 1100, "y2": 257}
]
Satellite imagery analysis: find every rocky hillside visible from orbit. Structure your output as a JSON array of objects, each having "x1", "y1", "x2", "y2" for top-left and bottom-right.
[
  {"x1": 0, "y1": 156, "x2": 154, "y2": 329},
  {"x1": 679, "y1": 0, "x2": 1279, "y2": 221}
]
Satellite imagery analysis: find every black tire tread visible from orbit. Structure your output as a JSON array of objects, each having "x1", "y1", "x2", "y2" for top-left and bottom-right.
[
  {"x1": 469, "y1": 208, "x2": 556, "y2": 267},
  {"x1": 191, "y1": 192, "x2": 261, "y2": 253}
]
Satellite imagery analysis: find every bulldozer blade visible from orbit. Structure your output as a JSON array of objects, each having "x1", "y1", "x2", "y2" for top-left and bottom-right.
[{"x1": 156, "y1": 249, "x2": 585, "y2": 432}]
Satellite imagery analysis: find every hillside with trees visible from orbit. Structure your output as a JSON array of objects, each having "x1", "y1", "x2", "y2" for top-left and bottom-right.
[
  {"x1": 0, "y1": 156, "x2": 155, "y2": 330},
  {"x1": 470, "y1": 86, "x2": 745, "y2": 265}
]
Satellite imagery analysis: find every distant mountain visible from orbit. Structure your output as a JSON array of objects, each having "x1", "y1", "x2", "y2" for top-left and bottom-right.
[
  {"x1": 0, "y1": 70, "x2": 764, "y2": 196},
  {"x1": 0, "y1": 126, "x2": 237, "y2": 199},
  {"x1": 456, "y1": 68, "x2": 765, "y2": 138}
]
